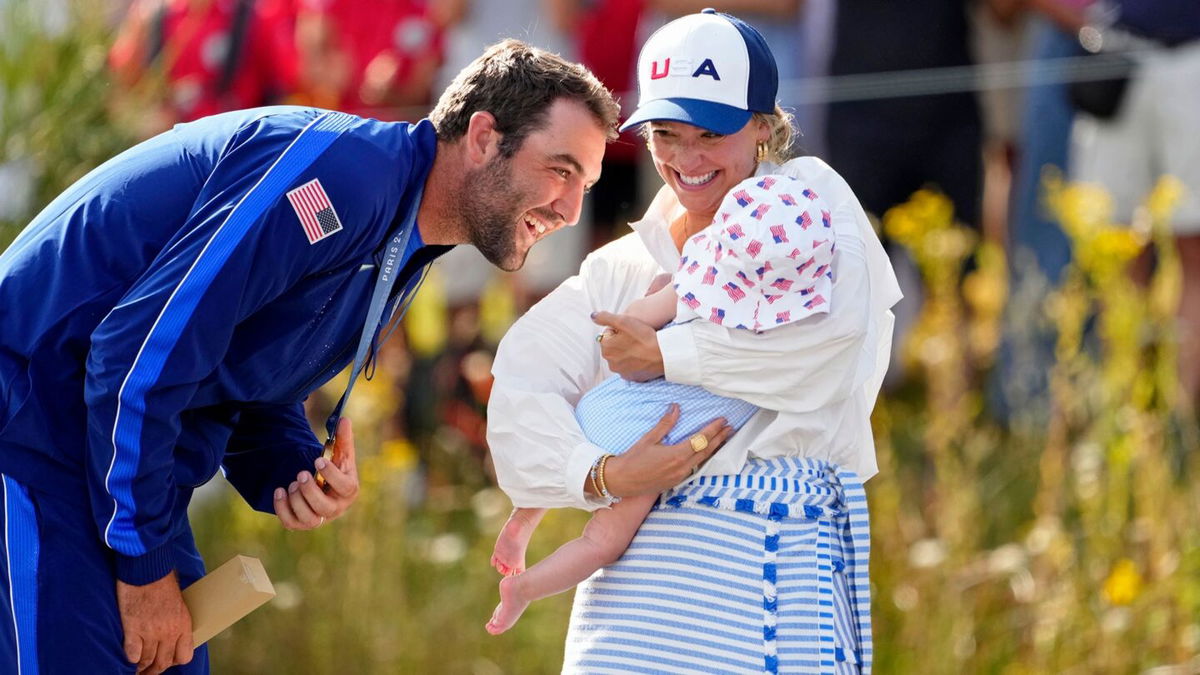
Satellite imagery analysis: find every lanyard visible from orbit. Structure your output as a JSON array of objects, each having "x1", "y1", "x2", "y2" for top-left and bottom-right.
[{"x1": 322, "y1": 185, "x2": 424, "y2": 452}]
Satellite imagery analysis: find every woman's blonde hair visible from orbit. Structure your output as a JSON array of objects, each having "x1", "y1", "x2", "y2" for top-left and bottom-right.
[{"x1": 753, "y1": 104, "x2": 796, "y2": 164}]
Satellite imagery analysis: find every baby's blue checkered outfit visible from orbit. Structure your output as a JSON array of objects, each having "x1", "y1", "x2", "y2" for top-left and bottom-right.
[{"x1": 575, "y1": 373, "x2": 760, "y2": 453}]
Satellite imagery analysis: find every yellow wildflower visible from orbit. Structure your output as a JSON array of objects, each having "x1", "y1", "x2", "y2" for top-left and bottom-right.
[
  {"x1": 1102, "y1": 558, "x2": 1142, "y2": 606},
  {"x1": 909, "y1": 188, "x2": 955, "y2": 231},
  {"x1": 380, "y1": 438, "x2": 418, "y2": 472},
  {"x1": 883, "y1": 189, "x2": 957, "y2": 253},
  {"x1": 404, "y1": 269, "x2": 448, "y2": 358},
  {"x1": 1146, "y1": 174, "x2": 1185, "y2": 225},
  {"x1": 1091, "y1": 228, "x2": 1142, "y2": 266},
  {"x1": 1046, "y1": 175, "x2": 1116, "y2": 244}
]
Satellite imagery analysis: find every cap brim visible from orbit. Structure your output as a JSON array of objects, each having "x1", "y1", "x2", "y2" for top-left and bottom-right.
[{"x1": 618, "y1": 98, "x2": 753, "y2": 135}]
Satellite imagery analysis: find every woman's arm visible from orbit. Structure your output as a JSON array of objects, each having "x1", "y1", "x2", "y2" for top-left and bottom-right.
[
  {"x1": 487, "y1": 247, "x2": 729, "y2": 510},
  {"x1": 598, "y1": 201, "x2": 878, "y2": 414}
]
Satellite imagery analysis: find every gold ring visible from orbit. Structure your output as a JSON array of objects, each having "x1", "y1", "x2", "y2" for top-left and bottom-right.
[
  {"x1": 595, "y1": 332, "x2": 605, "y2": 343},
  {"x1": 689, "y1": 434, "x2": 708, "y2": 453}
]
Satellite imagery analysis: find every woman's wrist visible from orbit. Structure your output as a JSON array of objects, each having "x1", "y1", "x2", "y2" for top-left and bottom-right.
[{"x1": 588, "y1": 453, "x2": 622, "y2": 504}]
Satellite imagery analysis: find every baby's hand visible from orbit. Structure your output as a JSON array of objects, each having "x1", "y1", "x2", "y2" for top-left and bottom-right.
[{"x1": 644, "y1": 273, "x2": 672, "y2": 296}]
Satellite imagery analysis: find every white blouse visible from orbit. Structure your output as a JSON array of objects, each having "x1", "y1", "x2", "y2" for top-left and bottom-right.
[{"x1": 486, "y1": 157, "x2": 903, "y2": 511}]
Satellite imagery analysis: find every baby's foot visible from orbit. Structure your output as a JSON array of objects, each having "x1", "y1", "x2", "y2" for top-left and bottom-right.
[
  {"x1": 485, "y1": 574, "x2": 531, "y2": 635},
  {"x1": 491, "y1": 515, "x2": 534, "y2": 576}
]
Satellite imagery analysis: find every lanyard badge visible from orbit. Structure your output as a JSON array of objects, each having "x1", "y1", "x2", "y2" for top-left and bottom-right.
[{"x1": 315, "y1": 186, "x2": 424, "y2": 489}]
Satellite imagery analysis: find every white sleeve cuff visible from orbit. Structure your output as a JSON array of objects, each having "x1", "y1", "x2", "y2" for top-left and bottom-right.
[
  {"x1": 566, "y1": 440, "x2": 611, "y2": 512},
  {"x1": 657, "y1": 322, "x2": 702, "y2": 386}
]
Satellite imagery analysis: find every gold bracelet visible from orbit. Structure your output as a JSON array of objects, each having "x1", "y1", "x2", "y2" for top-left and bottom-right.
[
  {"x1": 596, "y1": 453, "x2": 621, "y2": 504},
  {"x1": 589, "y1": 455, "x2": 604, "y2": 498}
]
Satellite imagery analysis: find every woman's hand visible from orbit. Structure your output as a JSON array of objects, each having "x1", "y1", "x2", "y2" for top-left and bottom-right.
[
  {"x1": 592, "y1": 311, "x2": 665, "y2": 382},
  {"x1": 600, "y1": 404, "x2": 734, "y2": 498}
]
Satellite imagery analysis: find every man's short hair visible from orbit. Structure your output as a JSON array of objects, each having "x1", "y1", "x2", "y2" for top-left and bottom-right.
[{"x1": 430, "y1": 39, "x2": 620, "y2": 157}]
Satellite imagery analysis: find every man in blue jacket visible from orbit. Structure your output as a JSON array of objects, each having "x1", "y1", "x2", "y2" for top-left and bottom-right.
[{"x1": 0, "y1": 39, "x2": 617, "y2": 674}]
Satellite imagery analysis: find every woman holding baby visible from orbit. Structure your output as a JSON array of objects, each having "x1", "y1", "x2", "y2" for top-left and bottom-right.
[{"x1": 487, "y1": 9, "x2": 902, "y2": 673}]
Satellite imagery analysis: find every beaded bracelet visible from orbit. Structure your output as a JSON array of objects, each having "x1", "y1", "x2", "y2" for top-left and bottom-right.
[
  {"x1": 596, "y1": 453, "x2": 621, "y2": 504},
  {"x1": 588, "y1": 455, "x2": 605, "y2": 498}
]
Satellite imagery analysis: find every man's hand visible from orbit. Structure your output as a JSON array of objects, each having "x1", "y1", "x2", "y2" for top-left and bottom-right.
[
  {"x1": 592, "y1": 311, "x2": 665, "y2": 382},
  {"x1": 273, "y1": 417, "x2": 360, "y2": 530},
  {"x1": 116, "y1": 571, "x2": 193, "y2": 674},
  {"x1": 599, "y1": 404, "x2": 734, "y2": 498}
]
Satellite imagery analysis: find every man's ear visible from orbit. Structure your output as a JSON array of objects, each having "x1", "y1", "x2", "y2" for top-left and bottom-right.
[{"x1": 463, "y1": 111, "x2": 502, "y2": 167}]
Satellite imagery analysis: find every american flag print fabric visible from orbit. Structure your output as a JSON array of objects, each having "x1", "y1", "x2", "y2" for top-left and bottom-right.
[
  {"x1": 287, "y1": 178, "x2": 343, "y2": 244},
  {"x1": 674, "y1": 174, "x2": 837, "y2": 332}
]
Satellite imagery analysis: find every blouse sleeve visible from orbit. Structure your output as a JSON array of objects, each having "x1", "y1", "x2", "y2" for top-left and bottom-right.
[
  {"x1": 486, "y1": 241, "x2": 653, "y2": 510},
  {"x1": 656, "y1": 199, "x2": 874, "y2": 414}
]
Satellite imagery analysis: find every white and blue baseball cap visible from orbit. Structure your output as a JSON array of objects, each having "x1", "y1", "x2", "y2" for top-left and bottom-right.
[{"x1": 619, "y1": 9, "x2": 779, "y2": 135}]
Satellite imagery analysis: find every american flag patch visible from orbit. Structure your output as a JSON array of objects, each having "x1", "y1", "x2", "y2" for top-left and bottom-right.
[{"x1": 287, "y1": 178, "x2": 343, "y2": 245}]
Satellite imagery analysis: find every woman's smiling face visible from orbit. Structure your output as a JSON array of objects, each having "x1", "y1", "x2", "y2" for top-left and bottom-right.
[{"x1": 646, "y1": 118, "x2": 769, "y2": 222}]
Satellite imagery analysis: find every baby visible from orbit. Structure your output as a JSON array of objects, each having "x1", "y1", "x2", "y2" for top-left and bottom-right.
[{"x1": 486, "y1": 174, "x2": 837, "y2": 634}]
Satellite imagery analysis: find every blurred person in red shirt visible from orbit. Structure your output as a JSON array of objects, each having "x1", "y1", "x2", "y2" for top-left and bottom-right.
[
  {"x1": 294, "y1": 0, "x2": 444, "y2": 120},
  {"x1": 109, "y1": 0, "x2": 299, "y2": 135}
]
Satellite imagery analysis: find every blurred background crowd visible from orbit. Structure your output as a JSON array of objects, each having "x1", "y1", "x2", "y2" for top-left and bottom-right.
[{"x1": 1, "y1": 0, "x2": 1199, "y2": 672}]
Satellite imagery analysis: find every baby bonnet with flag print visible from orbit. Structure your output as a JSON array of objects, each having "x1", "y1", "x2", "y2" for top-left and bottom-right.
[{"x1": 673, "y1": 173, "x2": 837, "y2": 332}]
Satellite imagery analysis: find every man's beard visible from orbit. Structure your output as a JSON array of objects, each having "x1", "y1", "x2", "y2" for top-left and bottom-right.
[{"x1": 460, "y1": 156, "x2": 528, "y2": 272}]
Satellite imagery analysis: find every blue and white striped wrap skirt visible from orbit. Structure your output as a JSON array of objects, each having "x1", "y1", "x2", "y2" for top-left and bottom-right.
[{"x1": 564, "y1": 457, "x2": 872, "y2": 674}]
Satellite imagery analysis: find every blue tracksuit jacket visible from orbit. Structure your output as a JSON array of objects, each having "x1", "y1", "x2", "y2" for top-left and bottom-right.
[{"x1": 0, "y1": 106, "x2": 449, "y2": 585}]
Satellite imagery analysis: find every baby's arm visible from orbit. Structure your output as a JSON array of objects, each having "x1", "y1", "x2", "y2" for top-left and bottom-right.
[{"x1": 622, "y1": 282, "x2": 678, "y2": 330}]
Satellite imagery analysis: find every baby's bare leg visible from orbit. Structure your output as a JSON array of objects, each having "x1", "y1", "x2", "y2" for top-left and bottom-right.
[
  {"x1": 487, "y1": 494, "x2": 656, "y2": 635},
  {"x1": 491, "y1": 507, "x2": 547, "y2": 576}
]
